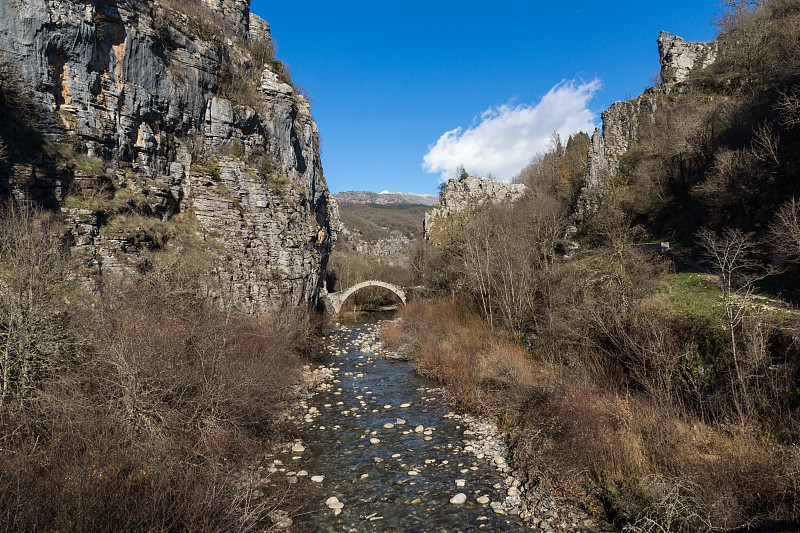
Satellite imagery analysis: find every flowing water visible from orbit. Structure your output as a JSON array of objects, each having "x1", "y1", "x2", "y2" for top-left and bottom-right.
[{"x1": 289, "y1": 318, "x2": 530, "y2": 532}]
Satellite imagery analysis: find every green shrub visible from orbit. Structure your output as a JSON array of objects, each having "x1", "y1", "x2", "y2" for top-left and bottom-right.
[
  {"x1": 267, "y1": 173, "x2": 291, "y2": 196},
  {"x1": 192, "y1": 155, "x2": 221, "y2": 180},
  {"x1": 230, "y1": 139, "x2": 245, "y2": 159},
  {"x1": 46, "y1": 142, "x2": 106, "y2": 176}
]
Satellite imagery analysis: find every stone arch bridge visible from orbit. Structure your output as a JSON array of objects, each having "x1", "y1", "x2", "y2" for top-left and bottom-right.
[{"x1": 324, "y1": 280, "x2": 407, "y2": 316}]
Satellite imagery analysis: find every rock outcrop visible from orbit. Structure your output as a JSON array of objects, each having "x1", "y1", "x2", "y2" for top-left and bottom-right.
[
  {"x1": 0, "y1": 0, "x2": 338, "y2": 311},
  {"x1": 575, "y1": 93, "x2": 658, "y2": 219},
  {"x1": 658, "y1": 31, "x2": 718, "y2": 85},
  {"x1": 423, "y1": 177, "x2": 526, "y2": 240},
  {"x1": 575, "y1": 31, "x2": 717, "y2": 221}
]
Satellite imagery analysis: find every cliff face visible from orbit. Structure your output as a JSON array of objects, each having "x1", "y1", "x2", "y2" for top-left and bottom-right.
[
  {"x1": 575, "y1": 31, "x2": 716, "y2": 221},
  {"x1": 575, "y1": 93, "x2": 658, "y2": 219},
  {"x1": 423, "y1": 176, "x2": 526, "y2": 240},
  {"x1": 337, "y1": 225, "x2": 411, "y2": 264},
  {"x1": 657, "y1": 31, "x2": 718, "y2": 85},
  {"x1": 0, "y1": 0, "x2": 338, "y2": 310}
]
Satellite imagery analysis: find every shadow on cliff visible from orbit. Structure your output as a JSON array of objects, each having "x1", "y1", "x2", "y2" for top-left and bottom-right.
[{"x1": 0, "y1": 60, "x2": 61, "y2": 208}]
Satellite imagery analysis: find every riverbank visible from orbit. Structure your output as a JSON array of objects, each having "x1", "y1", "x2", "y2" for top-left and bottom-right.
[
  {"x1": 378, "y1": 313, "x2": 616, "y2": 533},
  {"x1": 382, "y1": 297, "x2": 800, "y2": 532},
  {"x1": 0, "y1": 273, "x2": 323, "y2": 532}
]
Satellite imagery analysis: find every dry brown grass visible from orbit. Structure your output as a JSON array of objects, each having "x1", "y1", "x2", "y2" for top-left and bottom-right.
[
  {"x1": 0, "y1": 276, "x2": 313, "y2": 532},
  {"x1": 394, "y1": 299, "x2": 548, "y2": 424},
  {"x1": 378, "y1": 321, "x2": 405, "y2": 351},
  {"x1": 0, "y1": 202, "x2": 316, "y2": 531},
  {"x1": 393, "y1": 3, "x2": 800, "y2": 529},
  {"x1": 390, "y1": 297, "x2": 800, "y2": 531}
]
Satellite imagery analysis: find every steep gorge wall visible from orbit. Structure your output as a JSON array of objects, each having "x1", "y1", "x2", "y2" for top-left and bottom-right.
[
  {"x1": 0, "y1": 0, "x2": 338, "y2": 311},
  {"x1": 575, "y1": 31, "x2": 716, "y2": 220}
]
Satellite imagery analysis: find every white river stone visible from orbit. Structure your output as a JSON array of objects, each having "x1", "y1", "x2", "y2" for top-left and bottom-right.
[{"x1": 450, "y1": 493, "x2": 467, "y2": 504}]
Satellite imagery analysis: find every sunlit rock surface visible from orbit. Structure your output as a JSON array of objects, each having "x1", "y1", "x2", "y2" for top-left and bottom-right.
[
  {"x1": 0, "y1": 0, "x2": 338, "y2": 310},
  {"x1": 423, "y1": 176, "x2": 526, "y2": 240}
]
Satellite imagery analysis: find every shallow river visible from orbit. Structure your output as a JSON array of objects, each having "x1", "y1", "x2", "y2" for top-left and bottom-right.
[{"x1": 290, "y1": 320, "x2": 530, "y2": 532}]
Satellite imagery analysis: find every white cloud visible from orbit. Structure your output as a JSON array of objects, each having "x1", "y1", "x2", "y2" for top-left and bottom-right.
[{"x1": 422, "y1": 79, "x2": 601, "y2": 182}]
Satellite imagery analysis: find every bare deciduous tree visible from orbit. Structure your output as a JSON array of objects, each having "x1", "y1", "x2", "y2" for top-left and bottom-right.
[
  {"x1": 775, "y1": 87, "x2": 800, "y2": 127},
  {"x1": 768, "y1": 197, "x2": 800, "y2": 264},
  {"x1": 697, "y1": 227, "x2": 773, "y2": 420},
  {"x1": 752, "y1": 121, "x2": 781, "y2": 166},
  {"x1": 458, "y1": 195, "x2": 566, "y2": 336},
  {"x1": 692, "y1": 147, "x2": 759, "y2": 223},
  {"x1": 0, "y1": 201, "x2": 70, "y2": 402},
  {"x1": 514, "y1": 133, "x2": 589, "y2": 209}
]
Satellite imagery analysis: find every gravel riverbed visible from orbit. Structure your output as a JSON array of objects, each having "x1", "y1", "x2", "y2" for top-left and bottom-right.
[{"x1": 270, "y1": 320, "x2": 616, "y2": 532}]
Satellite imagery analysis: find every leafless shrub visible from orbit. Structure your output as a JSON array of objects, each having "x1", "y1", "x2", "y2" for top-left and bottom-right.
[
  {"x1": 775, "y1": 87, "x2": 800, "y2": 127},
  {"x1": 692, "y1": 147, "x2": 760, "y2": 222},
  {"x1": 0, "y1": 205, "x2": 313, "y2": 530},
  {"x1": 0, "y1": 201, "x2": 72, "y2": 403},
  {"x1": 769, "y1": 197, "x2": 800, "y2": 263},
  {"x1": 697, "y1": 227, "x2": 776, "y2": 421},
  {"x1": 395, "y1": 265, "x2": 800, "y2": 529},
  {"x1": 623, "y1": 476, "x2": 718, "y2": 533},
  {"x1": 713, "y1": 0, "x2": 800, "y2": 84},
  {"x1": 392, "y1": 3, "x2": 800, "y2": 529},
  {"x1": 751, "y1": 121, "x2": 781, "y2": 165},
  {"x1": 514, "y1": 132, "x2": 589, "y2": 208},
  {"x1": 265, "y1": 300, "x2": 324, "y2": 356},
  {"x1": 427, "y1": 194, "x2": 567, "y2": 335},
  {"x1": 649, "y1": 70, "x2": 664, "y2": 88}
]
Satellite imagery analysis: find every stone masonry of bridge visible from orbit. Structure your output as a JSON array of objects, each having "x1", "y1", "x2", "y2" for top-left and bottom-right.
[{"x1": 324, "y1": 280, "x2": 407, "y2": 316}]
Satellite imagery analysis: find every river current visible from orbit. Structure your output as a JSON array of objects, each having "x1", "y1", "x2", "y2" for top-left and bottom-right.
[{"x1": 287, "y1": 319, "x2": 530, "y2": 532}]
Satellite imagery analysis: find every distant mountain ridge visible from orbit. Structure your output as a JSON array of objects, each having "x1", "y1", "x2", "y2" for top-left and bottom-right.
[{"x1": 335, "y1": 190, "x2": 438, "y2": 206}]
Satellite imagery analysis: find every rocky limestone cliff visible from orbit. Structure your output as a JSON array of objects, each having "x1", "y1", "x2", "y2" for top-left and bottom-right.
[
  {"x1": 657, "y1": 31, "x2": 718, "y2": 85},
  {"x1": 0, "y1": 0, "x2": 338, "y2": 311},
  {"x1": 575, "y1": 92, "x2": 658, "y2": 219},
  {"x1": 423, "y1": 176, "x2": 527, "y2": 240},
  {"x1": 575, "y1": 30, "x2": 717, "y2": 221}
]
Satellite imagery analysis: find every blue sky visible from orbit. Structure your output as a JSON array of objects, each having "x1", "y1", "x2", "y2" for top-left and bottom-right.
[{"x1": 249, "y1": 1, "x2": 719, "y2": 195}]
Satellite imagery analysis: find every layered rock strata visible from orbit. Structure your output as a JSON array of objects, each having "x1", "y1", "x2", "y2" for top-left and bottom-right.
[
  {"x1": 575, "y1": 93, "x2": 658, "y2": 219},
  {"x1": 337, "y1": 225, "x2": 411, "y2": 265},
  {"x1": 0, "y1": 0, "x2": 338, "y2": 310}
]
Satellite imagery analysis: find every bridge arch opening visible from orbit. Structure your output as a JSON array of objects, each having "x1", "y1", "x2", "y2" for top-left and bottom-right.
[
  {"x1": 339, "y1": 285, "x2": 403, "y2": 311},
  {"x1": 325, "y1": 280, "x2": 407, "y2": 316}
]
